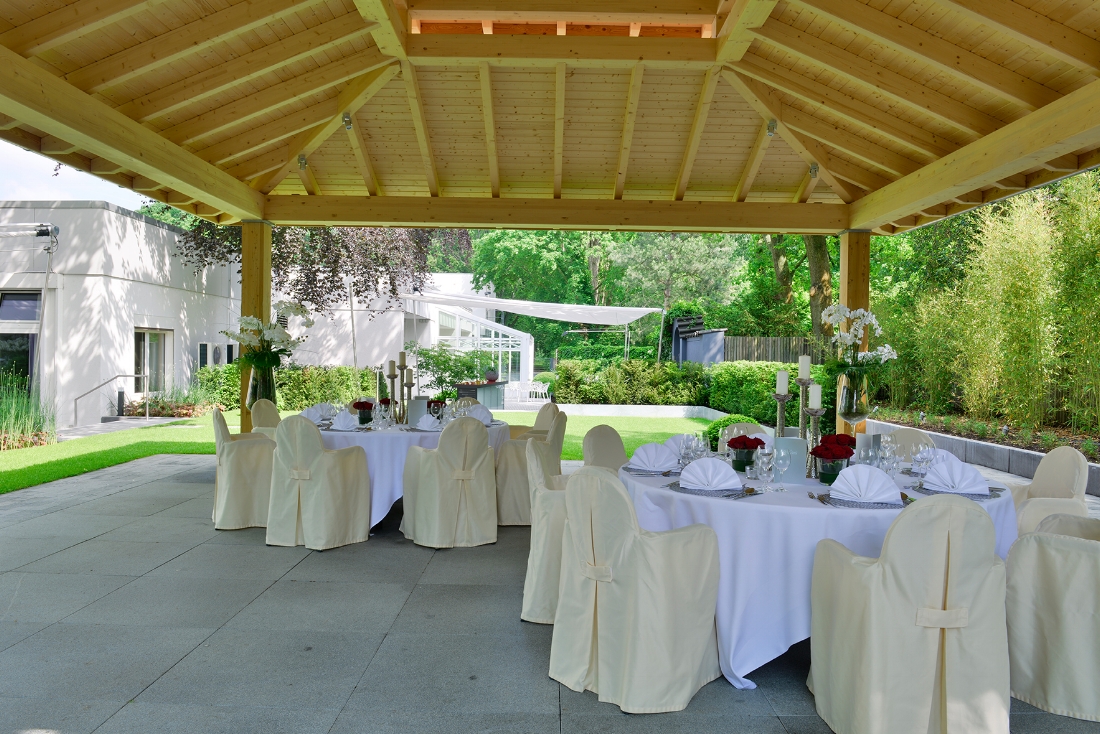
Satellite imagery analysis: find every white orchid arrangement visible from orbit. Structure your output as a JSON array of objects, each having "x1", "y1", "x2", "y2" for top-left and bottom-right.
[
  {"x1": 221, "y1": 301, "x2": 314, "y2": 369},
  {"x1": 821, "y1": 304, "x2": 897, "y2": 382}
]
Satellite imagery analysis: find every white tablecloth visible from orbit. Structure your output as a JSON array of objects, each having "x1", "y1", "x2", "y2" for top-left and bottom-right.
[
  {"x1": 619, "y1": 467, "x2": 1017, "y2": 689},
  {"x1": 321, "y1": 422, "x2": 509, "y2": 527}
]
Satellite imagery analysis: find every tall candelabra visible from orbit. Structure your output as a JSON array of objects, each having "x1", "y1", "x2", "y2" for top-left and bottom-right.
[
  {"x1": 795, "y1": 377, "x2": 814, "y2": 440},
  {"x1": 773, "y1": 392, "x2": 794, "y2": 439},
  {"x1": 805, "y1": 407, "x2": 827, "y2": 478},
  {"x1": 386, "y1": 366, "x2": 399, "y2": 422},
  {"x1": 403, "y1": 374, "x2": 415, "y2": 424}
]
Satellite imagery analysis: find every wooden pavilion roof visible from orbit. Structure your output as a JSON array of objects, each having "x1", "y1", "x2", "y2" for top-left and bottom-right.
[{"x1": 0, "y1": 0, "x2": 1098, "y2": 234}]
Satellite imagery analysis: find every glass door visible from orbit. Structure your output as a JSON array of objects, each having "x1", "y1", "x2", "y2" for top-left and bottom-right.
[{"x1": 135, "y1": 330, "x2": 170, "y2": 393}]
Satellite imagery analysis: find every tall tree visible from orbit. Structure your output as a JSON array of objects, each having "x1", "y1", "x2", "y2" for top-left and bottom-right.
[
  {"x1": 802, "y1": 234, "x2": 833, "y2": 340},
  {"x1": 763, "y1": 234, "x2": 794, "y2": 307}
]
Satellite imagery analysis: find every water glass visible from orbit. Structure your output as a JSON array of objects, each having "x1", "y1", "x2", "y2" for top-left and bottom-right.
[{"x1": 755, "y1": 448, "x2": 775, "y2": 491}]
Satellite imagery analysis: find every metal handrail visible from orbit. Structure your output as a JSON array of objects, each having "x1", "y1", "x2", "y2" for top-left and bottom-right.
[{"x1": 73, "y1": 374, "x2": 148, "y2": 424}]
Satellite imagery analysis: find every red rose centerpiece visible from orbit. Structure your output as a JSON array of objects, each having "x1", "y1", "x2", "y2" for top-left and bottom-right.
[
  {"x1": 811, "y1": 435, "x2": 855, "y2": 485},
  {"x1": 353, "y1": 399, "x2": 374, "y2": 425},
  {"x1": 727, "y1": 435, "x2": 766, "y2": 472}
]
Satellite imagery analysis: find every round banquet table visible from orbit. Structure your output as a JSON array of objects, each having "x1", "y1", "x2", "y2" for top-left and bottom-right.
[
  {"x1": 619, "y1": 466, "x2": 1018, "y2": 689},
  {"x1": 321, "y1": 421, "x2": 510, "y2": 527}
]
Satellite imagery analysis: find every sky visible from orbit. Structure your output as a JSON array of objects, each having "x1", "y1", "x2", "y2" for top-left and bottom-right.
[{"x1": 0, "y1": 139, "x2": 150, "y2": 211}]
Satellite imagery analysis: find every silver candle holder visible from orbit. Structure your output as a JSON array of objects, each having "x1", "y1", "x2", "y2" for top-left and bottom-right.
[
  {"x1": 403, "y1": 377, "x2": 415, "y2": 424},
  {"x1": 805, "y1": 407, "x2": 827, "y2": 478},
  {"x1": 795, "y1": 376, "x2": 814, "y2": 440},
  {"x1": 773, "y1": 392, "x2": 794, "y2": 439},
  {"x1": 386, "y1": 368, "x2": 399, "y2": 422}
]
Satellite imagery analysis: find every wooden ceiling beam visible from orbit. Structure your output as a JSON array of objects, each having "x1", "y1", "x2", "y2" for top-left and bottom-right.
[
  {"x1": 265, "y1": 195, "x2": 850, "y2": 233},
  {"x1": 850, "y1": 79, "x2": 1100, "y2": 230},
  {"x1": 161, "y1": 47, "x2": 391, "y2": 146},
  {"x1": 793, "y1": 0, "x2": 1060, "y2": 111},
  {"x1": 225, "y1": 147, "x2": 290, "y2": 182},
  {"x1": 828, "y1": 155, "x2": 893, "y2": 191},
  {"x1": 731, "y1": 54, "x2": 958, "y2": 160},
  {"x1": 780, "y1": 105, "x2": 921, "y2": 177},
  {"x1": 938, "y1": 0, "x2": 1100, "y2": 73},
  {"x1": 346, "y1": 114, "x2": 381, "y2": 196},
  {"x1": 792, "y1": 165, "x2": 819, "y2": 202},
  {"x1": 402, "y1": 61, "x2": 439, "y2": 196},
  {"x1": 354, "y1": 0, "x2": 409, "y2": 59},
  {"x1": 297, "y1": 163, "x2": 322, "y2": 195},
  {"x1": 716, "y1": 0, "x2": 780, "y2": 63},
  {"x1": 408, "y1": 34, "x2": 717, "y2": 68},
  {"x1": 258, "y1": 63, "x2": 399, "y2": 193},
  {"x1": 751, "y1": 19, "x2": 1000, "y2": 137},
  {"x1": 407, "y1": 0, "x2": 716, "y2": 25},
  {"x1": 614, "y1": 63, "x2": 644, "y2": 200},
  {"x1": 196, "y1": 103, "x2": 334, "y2": 166},
  {"x1": 0, "y1": 0, "x2": 154, "y2": 57},
  {"x1": 478, "y1": 62, "x2": 500, "y2": 197},
  {"x1": 0, "y1": 44, "x2": 263, "y2": 219},
  {"x1": 64, "y1": 0, "x2": 316, "y2": 94},
  {"x1": 115, "y1": 15, "x2": 375, "y2": 123},
  {"x1": 674, "y1": 66, "x2": 721, "y2": 200},
  {"x1": 733, "y1": 119, "x2": 771, "y2": 201},
  {"x1": 553, "y1": 62, "x2": 565, "y2": 198}
]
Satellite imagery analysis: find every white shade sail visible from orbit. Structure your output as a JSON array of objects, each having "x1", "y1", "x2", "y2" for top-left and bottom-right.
[{"x1": 400, "y1": 290, "x2": 659, "y2": 326}]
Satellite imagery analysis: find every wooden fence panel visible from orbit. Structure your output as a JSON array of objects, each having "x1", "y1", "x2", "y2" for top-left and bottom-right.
[{"x1": 724, "y1": 336, "x2": 823, "y2": 364}]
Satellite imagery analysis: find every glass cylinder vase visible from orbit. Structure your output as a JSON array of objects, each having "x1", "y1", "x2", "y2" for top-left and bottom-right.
[
  {"x1": 246, "y1": 364, "x2": 277, "y2": 409},
  {"x1": 837, "y1": 375, "x2": 870, "y2": 428}
]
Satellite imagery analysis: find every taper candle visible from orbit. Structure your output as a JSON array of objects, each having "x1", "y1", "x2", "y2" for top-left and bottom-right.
[
  {"x1": 809, "y1": 383, "x2": 822, "y2": 409},
  {"x1": 776, "y1": 370, "x2": 789, "y2": 395},
  {"x1": 798, "y1": 355, "x2": 811, "y2": 380}
]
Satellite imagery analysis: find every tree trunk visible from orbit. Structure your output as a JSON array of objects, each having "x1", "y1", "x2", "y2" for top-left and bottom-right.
[
  {"x1": 802, "y1": 234, "x2": 833, "y2": 340},
  {"x1": 588, "y1": 254, "x2": 601, "y2": 305},
  {"x1": 765, "y1": 234, "x2": 793, "y2": 305}
]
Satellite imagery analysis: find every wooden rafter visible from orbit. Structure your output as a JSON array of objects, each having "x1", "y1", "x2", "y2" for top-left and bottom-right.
[
  {"x1": 553, "y1": 62, "x2": 565, "y2": 199},
  {"x1": 407, "y1": 0, "x2": 717, "y2": 26},
  {"x1": 716, "y1": 0, "x2": 780, "y2": 63},
  {"x1": 0, "y1": 43, "x2": 262, "y2": 219},
  {"x1": 402, "y1": 61, "x2": 440, "y2": 196},
  {"x1": 298, "y1": 161, "x2": 322, "y2": 196},
  {"x1": 850, "y1": 79, "x2": 1100, "y2": 230},
  {"x1": 114, "y1": 16, "x2": 375, "y2": 123},
  {"x1": 63, "y1": 0, "x2": 315, "y2": 94},
  {"x1": 792, "y1": 166, "x2": 819, "y2": 202},
  {"x1": 346, "y1": 115, "x2": 381, "y2": 196},
  {"x1": 354, "y1": 0, "x2": 409, "y2": 59},
  {"x1": 674, "y1": 65, "x2": 721, "y2": 200},
  {"x1": 939, "y1": 0, "x2": 1100, "y2": 74},
  {"x1": 614, "y1": 63, "x2": 644, "y2": 200},
  {"x1": 733, "y1": 120, "x2": 771, "y2": 201},
  {"x1": 478, "y1": 62, "x2": 500, "y2": 197},
  {"x1": 751, "y1": 19, "x2": 1001, "y2": 137},
  {"x1": 259, "y1": 63, "x2": 400, "y2": 193},
  {"x1": 779, "y1": 105, "x2": 920, "y2": 178},
  {"x1": 792, "y1": 0, "x2": 1060, "y2": 111},
  {"x1": 197, "y1": 104, "x2": 333, "y2": 166},
  {"x1": 408, "y1": 34, "x2": 717, "y2": 68},
  {"x1": 265, "y1": 195, "x2": 850, "y2": 233},
  {"x1": 0, "y1": 0, "x2": 153, "y2": 57}
]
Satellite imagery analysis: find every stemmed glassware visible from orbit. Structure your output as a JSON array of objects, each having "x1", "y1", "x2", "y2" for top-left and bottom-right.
[
  {"x1": 773, "y1": 448, "x2": 791, "y2": 492},
  {"x1": 755, "y1": 446, "x2": 775, "y2": 492},
  {"x1": 879, "y1": 442, "x2": 898, "y2": 480},
  {"x1": 429, "y1": 402, "x2": 443, "y2": 421},
  {"x1": 913, "y1": 445, "x2": 935, "y2": 483},
  {"x1": 857, "y1": 446, "x2": 878, "y2": 467}
]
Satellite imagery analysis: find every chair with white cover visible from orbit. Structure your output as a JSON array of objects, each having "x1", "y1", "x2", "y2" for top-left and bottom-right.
[
  {"x1": 809, "y1": 494, "x2": 1009, "y2": 734},
  {"x1": 886, "y1": 427, "x2": 936, "y2": 462},
  {"x1": 401, "y1": 417, "x2": 497, "y2": 548},
  {"x1": 266, "y1": 416, "x2": 372, "y2": 550},
  {"x1": 211, "y1": 409, "x2": 275, "y2": 530},
  {"x1": 517, "y1": 401, "x2": 559, "y2": 440},
  {"x1": 521, "y1": 438, "x2": 569, "y2": 623},
  {"x1": 549, "y1": 467, "x2": 721, "y2": 713},
  {"x1": 582, "y1": 424, "x2": 628, "y2": 471},
  {"x1": 496, "y1": 412, "x2": 567, "y2": 525},
  {"x1": 1007, "y1": 514, "x2": 1100, "y2": 722},
  {"x1": 1003, "y1": 446, "x2": 1088, "y2": 535}
]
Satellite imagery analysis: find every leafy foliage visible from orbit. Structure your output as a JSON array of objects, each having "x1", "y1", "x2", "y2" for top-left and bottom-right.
[
  {"x1": 405, "y1": 343, "x2": 496, "y2": 395},
  {"x1": 709, "y1": 361, "x2": 837, "y2": 434},
  {"x1": 194, "y1": 364, "x2": 377, "y2": 411},
  {"x1": 703, "y1": 413, "x2": 766, "y2": 451}
]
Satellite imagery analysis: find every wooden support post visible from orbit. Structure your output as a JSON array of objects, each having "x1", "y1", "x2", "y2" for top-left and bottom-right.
[
  {"x1": 837, "y1": 230, "x2": 870, "y2": 436},
  {"x1": 239, "y1": 221, "x2": 272, "y2": 433}
]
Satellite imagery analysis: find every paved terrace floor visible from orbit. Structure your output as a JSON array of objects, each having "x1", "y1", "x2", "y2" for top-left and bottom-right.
[{"x1": 1, "y1": 455, "x2": 1098, "y2": 734}]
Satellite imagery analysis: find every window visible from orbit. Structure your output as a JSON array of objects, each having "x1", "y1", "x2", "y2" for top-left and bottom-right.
[
  {"x1": 0, "y1": 292, "x2": 40, "y2": 321},
  {"x1": 198, "y1": 343, "x2": 208, "y2": 369},
  {"x1": 438, "y1": 312, "x2": 456, "y2": 336},
  {"x1": 226, "y1": 344, "x2": 235, "y2": 363},
  {"x1": 0, "y1": 333, "x2": 34, "y2": 379},
  {"x1": 135, "y1": 330, "x2": 169, "y2": 392}
]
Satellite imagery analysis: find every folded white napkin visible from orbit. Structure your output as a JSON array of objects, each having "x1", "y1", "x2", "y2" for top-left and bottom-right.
[
  {"x1": 680, "y1": 458, "x2": 742, "y2": 492},
  {"x1": 923, "y1": 460, "x2": 989, "y2": 495},
  {"x1": 299, "y1": 405, "x2": 326, "y2": 424},
  {"x1": 830, "y1": 464, "x2": 902, "y2": 505},
  {"x1": 465, "y1": 404, "x2": 494, "y2": 426},
  {"x1": 416, "y1": 414, "x2": 442, "y2": 431},
  {"x1": 330, "y1": 411, "x2": 359, "y2": 431},
  {"x1": 628, "y1": 443, "x2": 680, "y2": 472},
  {"x1": 748, "y1": 432, "x2": 774, "y2": 450},
  {"x1": 664, "y1": 434, "x2": 692, "y2": 453}
]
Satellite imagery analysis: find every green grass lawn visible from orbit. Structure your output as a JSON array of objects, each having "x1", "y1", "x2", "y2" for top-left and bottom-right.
[{"x1": 0, "y1": 410, "x2": 710, "y2": 494}]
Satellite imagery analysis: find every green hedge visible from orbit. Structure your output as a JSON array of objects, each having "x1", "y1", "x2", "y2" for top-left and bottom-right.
[
  {"x1": 709, "y1": 361, "x2": 836, "y2": 434},
  {"x1": 194, "y1": 364, "x2": 377, "y2": 411},
  {"x1": 557, "y1": 344, "x2": 656, "y2": 362},
  {"x1": 552, "y1": 359, "x2": 708, "y2": 406}
]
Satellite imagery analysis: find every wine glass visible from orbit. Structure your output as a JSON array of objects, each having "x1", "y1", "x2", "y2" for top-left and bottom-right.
[
  {"x1": 679, "y1": 440, "x2": 694, "y2": 469},
  {"x1": 857, "y1": 446, "x2": 878, "y2": 467},
  {"x1": 755, "y1": 448, "x2": 775, "y2": 492},
  {"x1": 773, "y1": 448, "x2": 791, "y2": 491},
  {"x1": 914, "y1": 445, "x2": 934, "y2": 479},
  {"x1": 429, "y1": 402, "x2": 441, "y2": 421}
]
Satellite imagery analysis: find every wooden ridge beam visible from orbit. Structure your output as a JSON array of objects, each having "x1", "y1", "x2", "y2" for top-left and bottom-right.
[
  {"x1": 751, "y1": 19, "x2": 1000, "y2": 137},
  {"x1": 0, "y1": 44, "x2": 263, "y2": 219},
  {"x1": 407, "y1": 34, "x2": 718, "y2": 68},
  {"x1": 161, "y1": 47, "x2": 391, "y2": 146},
  {"x1": 354, "y1": 0, "x2": 408, "y2": 59},
  {"x1": 733, "y1": 120, "x2": 771, "y2": 201},
  {"x1": 346, "y1": 114, "x2": 381, "y2": 196},
  {"x1": 850, "y1": 79, "x2": 1100, "y2": 230},
  {"x1": 478, "y1": 62, "x2": 500, "y2": 197},
  {"x1": 792, "y1": 0, "x2": 1060, "y2": 111},
  {"x1": 408, "y1": 0, "x2": 716, "y2": 25},
  {"x1": 402, "y1": 61, "x2": 439, "y2": 196},
  {"x1": 115, "y1": 16, "x2": 375, "y2": 123},
  {"x1": 716, "y1": 0, "x2": 780, "y2": 63},
  {"x1": 259, "y1": 63, "x2": 399, "y2": 193},
  {"x1": 553, "y1": 62, "x2": 565, "y2": 198},
  {"x1": 731, "y1": 54, "x2": 958, "y2": 160},
  {"x1": 674, "y1": 65, "x2": 721, "y2": 200},
  {"x1": 64, "y1": 0, "x2": 315, "y2": 93},
  {"x1": 614, "y1": 63, "x2": 644, "y2": 200},
  {"x1": 939, "y1": 0, "x2": 1100, "y2": 73},
  {"x1": 0, "y1": 0, "x2": 154, "y2": 57},
  {"x1": 265, "y1": 195, "x2": 850, "y2": 233}
]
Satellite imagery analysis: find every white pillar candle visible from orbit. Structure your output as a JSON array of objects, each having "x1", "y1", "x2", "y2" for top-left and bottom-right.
[
  {"x1": 405, "y1": 368, "x2": 413, "y2": 383},
  {"x1": 398, "y1": 351, "x2": 407, "y2": 369},
  {"x1": 798, "y1": 355, "x2": 811, "y2": 380},
  {"x1": 776, "y1": 370, "x2": 788, "y2": 395},
  {"x1": 388, "y1": 359, "x2": 396, "y2": 376},
  {"x1": 809, "y1": 383, "x2": 822, "y2": 409}
]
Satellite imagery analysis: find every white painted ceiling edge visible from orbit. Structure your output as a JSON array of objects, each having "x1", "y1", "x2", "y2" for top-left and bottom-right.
[{"x1": 399, "y1": 290, "x2": 659, "y2": 325}]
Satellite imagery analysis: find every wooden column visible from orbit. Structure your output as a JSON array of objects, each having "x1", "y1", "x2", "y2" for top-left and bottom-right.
[
  {"x1": 837, "y1": 230, "x2": 870, "y2": 436},
  {"x1": 239, "y1": 222, "x2": 272, "y2": 433}
]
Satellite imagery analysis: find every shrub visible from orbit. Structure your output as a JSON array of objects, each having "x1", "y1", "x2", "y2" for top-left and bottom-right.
[
  {"x1": 552, "y1": 360, "x2": 607, "y2": 404},
  {"x1": 195, "y1": 363, "x2": 242, "y2": 409},
  {"x1": 0, "y1": 371, "x2": 55, "y2": 450},
  {"x1": 704, "y1": 413, "x2": 761, "y2": 450},
  {"x1": 709, "y1": 361, "x2": 836, "y2": 433},
  {"x1": 1040, "y1": 431, "x2": 1058, "y2": 450},
  {"x1": 556, "y1": 344, "x2": 656, "y2": 364},
  {"x1": 125, "y1": 384, "x2": 216, "y2": 418},
  {"x1": 195, "y1": 364, "x2": 378, "y2": 411},
  {"x1": 1082, "y1": 438, "x2": 1098, "y2": 460},
  {"x1": 600, "y1": 360, "x2": 708, "y2": 406}
]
